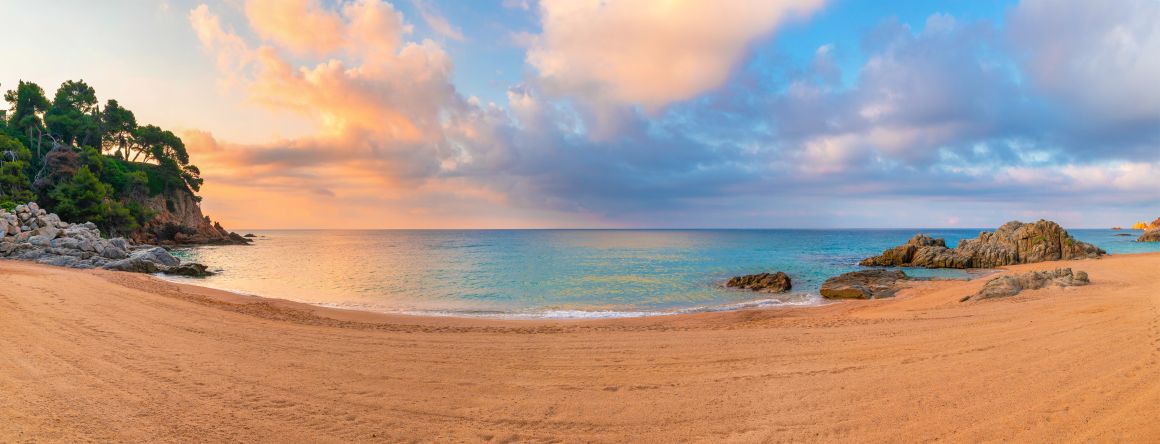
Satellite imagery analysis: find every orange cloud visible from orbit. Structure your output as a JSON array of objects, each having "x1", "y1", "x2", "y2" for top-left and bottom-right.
[
  {"x1": 527, "y1": 0, "x2": 826, "y2": 111},
  {"x1": 244, "y1": 0, "x2": 345, "y2": 55}
]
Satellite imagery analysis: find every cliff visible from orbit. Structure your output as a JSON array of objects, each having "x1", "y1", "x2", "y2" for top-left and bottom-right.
[{"x1": 128, "y1": 189, "x2": 250, "y2": 246}]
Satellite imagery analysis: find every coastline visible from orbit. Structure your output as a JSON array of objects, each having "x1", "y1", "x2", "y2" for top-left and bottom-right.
[{"x1": 3, "y1": 254, "x2": 1160, "y2": 441}]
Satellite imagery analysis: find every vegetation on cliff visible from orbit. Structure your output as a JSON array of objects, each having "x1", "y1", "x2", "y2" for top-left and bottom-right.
[{"x1": 0, "y1": 79, "x2": 202, "y2": 237}]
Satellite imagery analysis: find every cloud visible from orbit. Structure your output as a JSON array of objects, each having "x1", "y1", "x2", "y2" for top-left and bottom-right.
[
  {"x1": 243, "y1": 0, "x2": 346, "y2": 55},
  {"x1": 525, "y1": 0, "x2": 826, "y2": 112},
  {"x1": 1007, "y1": 0, "x2": 1160, "y2": 160},
  {"x1": 189, "y1": 4, "x2": 253, "y2": 83},
  {"x1": 185, "y1": 2, "x2": 1160, "y2": 229},
  {"x1": 1009, "y1": 0, "x2": 1160, "y2": 122},
  {"x1": 412, "y1": 0, "x2": 465, "y2": 41}
]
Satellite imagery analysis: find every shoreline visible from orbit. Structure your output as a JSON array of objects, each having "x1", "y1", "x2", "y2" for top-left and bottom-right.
[
  {"x1": 4, "y1": 253, "x2": 1160, "y2": 441},
  {"x1": 156, "y1": 270, "x2": 829, "y2": 320},
  {"x1": 153, "y1": 262, "x2": 999, "y2": 321}
]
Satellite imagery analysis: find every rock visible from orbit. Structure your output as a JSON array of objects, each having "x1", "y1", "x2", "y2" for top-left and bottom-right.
[
  {"x1": 861, "y1": 220, "x2": 1105, "y2": 269},
  {"x1": 33, "y1": 224, "x2": 59, "y2": 240},
  {"x1": 0, "y1": 202, "x2": 216, "y2": 277},
  {"x1": 100, "y1": 243, "x2": 129, "y2": 260},
  {"x1": 128, "y1": 191, "x2": 252, "y2": 245},
  {"x1": 129, "y1": 247, "x2": 181, "y2": 267},
  {"x1": 28, "y1": 234, "x2": 55, "y2": 247},
  {"x1": 820, "y1": 269, "x2": 909, "y2": 300},
  {"x1": 726, "y1": 272, "x2": 792, "y2": 293},
  {"x1": 244, "y1": 233, "x2": 257, "y2": 238},
  {"x1": 163, "y1": 263, "x2": 215, "y2": 277},
  {"x1": 1137, "y1": 217, "x2": 1160, "y2": 242},
  {"x1": 965, "y1": 268, "x2": 1089, "y2": 301}
]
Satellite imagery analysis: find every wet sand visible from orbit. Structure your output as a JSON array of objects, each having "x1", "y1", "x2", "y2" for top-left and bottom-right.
[{"x1": 2, "y1": 254, "x2": 1159, "y2": 442}]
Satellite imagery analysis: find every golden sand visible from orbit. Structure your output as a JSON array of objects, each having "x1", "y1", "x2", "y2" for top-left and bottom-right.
[{"x1": 2, "y1": 254, "x2": 1159, "y2": 442}]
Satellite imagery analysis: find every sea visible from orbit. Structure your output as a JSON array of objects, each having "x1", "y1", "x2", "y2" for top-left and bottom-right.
[{"x1": 164, "y1": 229, "x2": 1160, "y2": 319}]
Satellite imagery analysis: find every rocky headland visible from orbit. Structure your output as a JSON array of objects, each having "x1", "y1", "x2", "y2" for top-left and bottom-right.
[
  {"x1": 129, "y1": 190, "x2": 252, "y2": 246},
  {"x1": 860, "y1": 220, "x2": 1104, "y2": 269},
  {"x1": 0, "y1": 202, "x2": 211, "y2": 276},
  {"x1": 963, "y1": 268, "x2": 1089, "y2": 301},
  {"x1": 1137, "y1": 217, "x2": 1160, "y2": 242}
]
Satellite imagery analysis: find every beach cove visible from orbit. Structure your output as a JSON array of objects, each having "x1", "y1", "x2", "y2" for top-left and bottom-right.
[{"x1": 3, "y1": 253, "x2": 1160, "y2": 442}]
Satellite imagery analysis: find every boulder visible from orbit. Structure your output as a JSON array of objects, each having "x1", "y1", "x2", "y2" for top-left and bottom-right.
[
  {"x1": 129, "y1": 247, "x2": 181, "y2": 267},
  {"x1": 861, "y1": 220, "x2": 1105, "y2": 269},
  {"x1": 726, "y1": 272, "x2": 792, "y2": 293},
  {"x1": 820, "y1": 269, "x2": 909, "y2": 300},
  {"x1": 965, "y1": 268, "x2": 1089, "y2": 301},
  {"x1": 163, "y1": 263, "x2": 215, "y2": 277}
]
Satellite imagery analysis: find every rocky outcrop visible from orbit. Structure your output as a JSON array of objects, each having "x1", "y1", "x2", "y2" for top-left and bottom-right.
[
  {"x1": 820, "y1": 269, "x2": 909, "y2": 300},
  {"x1": 0, "y1": 202, "x2": 212, "y2": 276},
  {"x1": 1132, "y1": 221, "x2": 1149, "y2": 230},
  {"x1": 726, "y1": 272, "x2": 791, "y2": 293},
  {"x1": 860, "y1": 220, "x2": 1105, "y2": 269},
  {"x1": 964, "y1": 268, "x2": 1089, "y2": 301},
  {"x1": 1137, "y1": 218, "x2": 1160, "y2": 242},
  {"x1": 129, "y1": 189, "x2": 251, "y2": 246}
]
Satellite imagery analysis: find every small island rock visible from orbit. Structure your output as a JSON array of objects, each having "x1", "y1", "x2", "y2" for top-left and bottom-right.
[
  {"x1": 726, "y1": 272, "x2": 791, "y2": 293},
  {"x1": 860, "y1": 220, "x2": 1104, "y2": 269}
]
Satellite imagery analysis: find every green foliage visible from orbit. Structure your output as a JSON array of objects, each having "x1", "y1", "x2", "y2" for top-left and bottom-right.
[
  {"x1": 0, "y1": 201, "x2": 16, "y2": 212},
  {"x1": 2, "y1": 78, "x2": 204, "y2": 235},
  {"x1": 4, "y1": 80, "x2": 50, "y2": 137},
  {"x1": 100, "y1": 99, "x2": 136, "y2": 156},
  {"x1": 48, "y1": 166, "x2": 140, "y2": 235},
  {"x1": 44, "y1": 80, "x2": 99, "y2": 147},
  {"x1": 0, "y1": 135, "x2": 35, "y2": 203}
]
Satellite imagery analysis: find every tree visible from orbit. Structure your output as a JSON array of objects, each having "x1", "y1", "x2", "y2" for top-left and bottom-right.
[
  {"x1": 3, "y1": 80, "x2": 50, "y2": 139},
  {"x1": 181, "y1": 164, "x2": 203, "y2": 192},
  {"x1": 100, "y1": 99, "x2": 137, "y2": 157},
  {"x1": 0, "y1": 135, "x2": 35, "y2": 204},
  {"x1": 44, "y1": 80, "x2": 99, "y2": 147},
  {"x1": 48, "y1": 165, "x2": 137, "y2": 234}
]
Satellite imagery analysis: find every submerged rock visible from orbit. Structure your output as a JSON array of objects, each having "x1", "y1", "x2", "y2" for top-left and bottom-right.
[
  {"x1": 726, "y1": 272, "x2": 791, "y2": 293},
  {"x1": 820, "y1": 269, "x2": 909, "y2": 300},
  {"x1": 860, "y1": 220, "x2": 1105, "y2": 269},
  {"x1": 965, "y1": 268, "x2": 1088, "y2": 301}
]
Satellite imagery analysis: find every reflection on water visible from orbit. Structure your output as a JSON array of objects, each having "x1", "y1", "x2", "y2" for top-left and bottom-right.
[{"x1": 164, "y1": 229, "x2": 1159, "y2": 318}]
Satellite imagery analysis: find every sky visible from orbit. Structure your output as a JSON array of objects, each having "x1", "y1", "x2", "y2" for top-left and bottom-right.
[{"x1": 1, "y1": 0, "x2": 1158, "y2": 229}]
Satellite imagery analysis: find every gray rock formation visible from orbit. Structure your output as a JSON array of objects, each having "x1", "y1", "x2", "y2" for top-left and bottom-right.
[
  {"x1": 964, "y1": 268, "x2": 1089, "y2": 301},
  {"x1": 726, "y1": 272, "x2": 791, "y2": 293},
  {"x1": 0, "y1": 202, "x2": 213, "y2": 276},
  {"x1": 860, "y1": 220, "x2": 1105, "y2": 269},
  {"x1": 820, "y1": 269, "x2": 909, "y2": 300}
]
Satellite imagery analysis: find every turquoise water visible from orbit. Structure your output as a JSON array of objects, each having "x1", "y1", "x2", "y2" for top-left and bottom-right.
[{"x1": 166, "y1": 229, "x2": 1159, "y2": 318}]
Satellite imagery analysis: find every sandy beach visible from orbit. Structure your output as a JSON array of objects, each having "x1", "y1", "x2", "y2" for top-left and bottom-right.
[{"x1": 2, "y1": 254, "x2": 1160, "y2": 442}]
